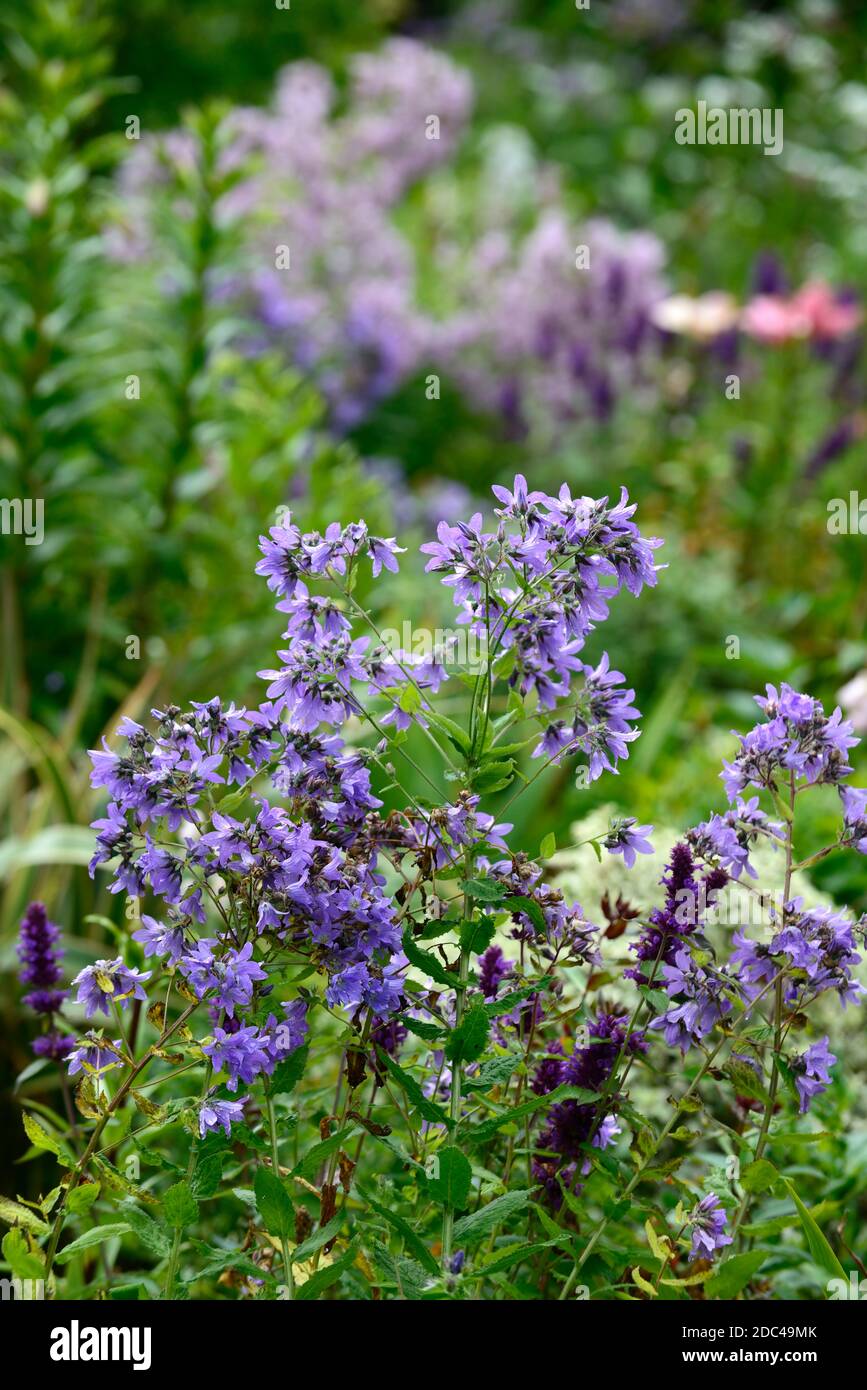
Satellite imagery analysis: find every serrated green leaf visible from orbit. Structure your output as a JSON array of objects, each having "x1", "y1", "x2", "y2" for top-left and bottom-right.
[
  {"x1": 0, "y1": 1196, "x2": 50, "y2": 1236},
  {"x1": 741, "y1": 1158, "x2": 779, "y2": 1193},
  {"x1": 55, "y1": 1223, "x2": 131, "y2": 1264},
  {"x1": 445, "y1": 1004, "x2": 490, "y2": 1065},
  {"x1": 705, "y1": 1251, "x2": 769, "y2": 1298},
  {"x1": 464, "y1": 1053, "x2": 520, "y2": 1092},
  {"x1": 459, "y1": 916, "x2": 496, "y2": 956},
  {"x1": 269, "y1": 1044, "x2": 309, "y2": 1096},
  {"x1": 424, "y1": 1146, "x2": 472, "y2": 1210},
  {"x1": 120, "y1": 1200, "x2": 171, "y2": 1258},
  {"x1": 460, "y1": 876, "x2": 508, "y2": 904},
  {"x1": 162, "y1": 1180, "x2": 199, "y2": 1231},
  {"x1": 254, "y1": 1166, "x2": 295, "y2": 1240},
  {"x1": 378, "y1": 1052, "x2": 451, "y2": 1127},
  {"x1": 452, "y1": 1189, "x2": 530, "y2": 1246}
]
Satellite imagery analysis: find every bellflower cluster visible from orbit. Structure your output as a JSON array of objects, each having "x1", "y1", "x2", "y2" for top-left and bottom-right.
[
  {"x1": 731, "y1": 901, "x2": 863, "y2": 1011},
  {"x1": 72, "y1": 958, "x2": 152, "y2": 1019},
  {"x1": 637, "y1": 690, "x2": 866, "y2": 1087},
  {"x1": 649, "y1": 945, "x2": 733, "y2": 1053},
  {"x1": 421, "y1": 477, "x2": 663, "y2": 782},
  {"x1": 721, "y1": 682, "x2": 858, "y2": 801},
  {"x1": 791, "y1": 1037, "x2": 837, "y2": 1114},
  {"x1": 23, "y1": 473, "x2": 867, "y2": 1302},
  {"x1": 687, "y1": 1195, "x2": 733, "y2": 1262}
]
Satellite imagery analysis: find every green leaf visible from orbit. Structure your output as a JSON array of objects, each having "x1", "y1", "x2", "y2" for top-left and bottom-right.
[
  {"x1": 472, "y1": 759, "x2": 515, "y2": 794},
  {"x1": 368, "y1": 1239, "x2": 431, "y2": 1297},
  {"x1": 399, "y1": 683, "x2": 423, "y2": 714},
  {"x1": 452, "y1": 1190, "x2": 531, "y2": 1247},
  {"x1": 362, "y1": 1193, "x2": 439, "y2": 1276},
  {"x1": 190, "y1": 1152, "x2": 224, "y2": 1200},
  {"x1": 378, "y1": 1052, "x2": 451, "y2": 1127},
  {"x1": 2, "y1": 1228, "x2": 45, "y2": 1280},
  {"x1": 705, "y1": 1251, "x2": 769, "y2": 1299},
  {"x1": 483, "y1": 980, "x2": 552, "y2": 1019},
  {"x1": 0, "y1": 1196, "x2": 50, "y2": 1236},
  {"x1": 539, "y1": 832, "x2": 557, "y2": 860},
  {"x1": 295, "y1": 1239, "x2": 359, "y2": 1301},
  {"x1": 505, "y1": 895, "x2": 547, "y2": 935},
  {"x1": 402, "y1": 926, "x2": 457, "y2": 989},
  {"x1": 784, "y1": 1178, "x2": 847, "y2": 1281},
  {"x1": 290, "y1": 1128, "x2": 354, "y2": 1182},
  {"x1": 217, "y1": 787, "x2": 252, "y2": 816},
  {"x1": 55, "y1": 1223, "x2": 131, "y2": 1264},
  {"x1": 464, "y1": 1053, "x2": 520, "y2": 1092},
  {"x1": 187, "y1": 1240, "x2": 276, "y2": 1285},
  {"x1": 254, "y1": 1167, "x2": 295, "y2": 1240},
  {"x1": 464, "y1": 1084, "x2": 598, "y2": 1145},
  {"x1": 424, "y1": 1146, "x2": 472, "y2": 1210},
  {"x1": 162, "y1": 1180, "x2": 199, "y2": 1231},
  {"x1": 478, "y1": 1241, "x2": 548, "y2": 1276},
  {"x1": 445, "y1": 1004, "x2": 490, "y2": 1065},
  {"x1": 741, "y1": 1158, "x2": 779, "y2": 1193},
  {"x1": 644, "y1": 1219, "x2": 674, "y2": 1264},
  {"x1": 67, "y1": 1183, "x2": 100, "y2": 1216},
  {"x1": 402, "y1": 1017, "x2": 447, "y2": 1044},
  {"x1": 269, "y1": 1044, "x2": 309, "y2": 1096},
  {"x1": 22, "y1": 1112, "x2": 60, "y2": 1155},
  {"x1": 426, "y1": 710, "x2": 472, "y2": 757},
  {"x1": 459, "y1": 916, "x2": 496, "y2": 956},
  {"x1": 725, "y1": 1059, "x2": 769, "y2": 1103},
  {"x1": 120, "y1": 1200, "x2": 171, "y2": 1258},
  {"x1": 631, "y1": 1266, "x2": 658, "y2": 1297},
  {"x1": 460, "y1": 876, "x2": 508, "y2": 904},
  {"x1": 291, "y1": 1214, "x2": 343, "y2": 1263}
]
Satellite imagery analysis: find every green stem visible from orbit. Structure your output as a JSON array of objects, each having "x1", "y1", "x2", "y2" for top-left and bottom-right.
[
  {"x1": 267, "y1": 1092, "x2": 294, "y2": 1299},
  {"x1": 731, "y1": 776, "x2": 796, "y2": 1242},
  {"x1": 43, "y1": 1002, "x2": 197, "y2": 1289},
  {"x1": 441, "y1": 862, "x2": 473, "y2": 1278}
]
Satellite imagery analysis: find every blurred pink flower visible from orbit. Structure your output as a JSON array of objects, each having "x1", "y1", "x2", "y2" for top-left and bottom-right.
[
  {"x1": 790, "y1": 281, "x2": 862, "y2": 341},
  {"x1": 742, "y1": 282, "x2": 861, "y2": 345},
  {"x1": 740, "y1": 294, "x2": 811, "y2": 344}
]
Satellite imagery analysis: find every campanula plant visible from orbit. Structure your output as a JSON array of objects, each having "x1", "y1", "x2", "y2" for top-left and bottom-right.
[{"x1": 6, "y1": 478, "x2": 864, "y2": 1301}]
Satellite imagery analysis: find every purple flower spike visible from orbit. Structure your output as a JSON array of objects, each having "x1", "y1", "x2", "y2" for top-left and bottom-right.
[{"x1": 18, "y1": 902, "x2": 67, "y2": 1016}]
